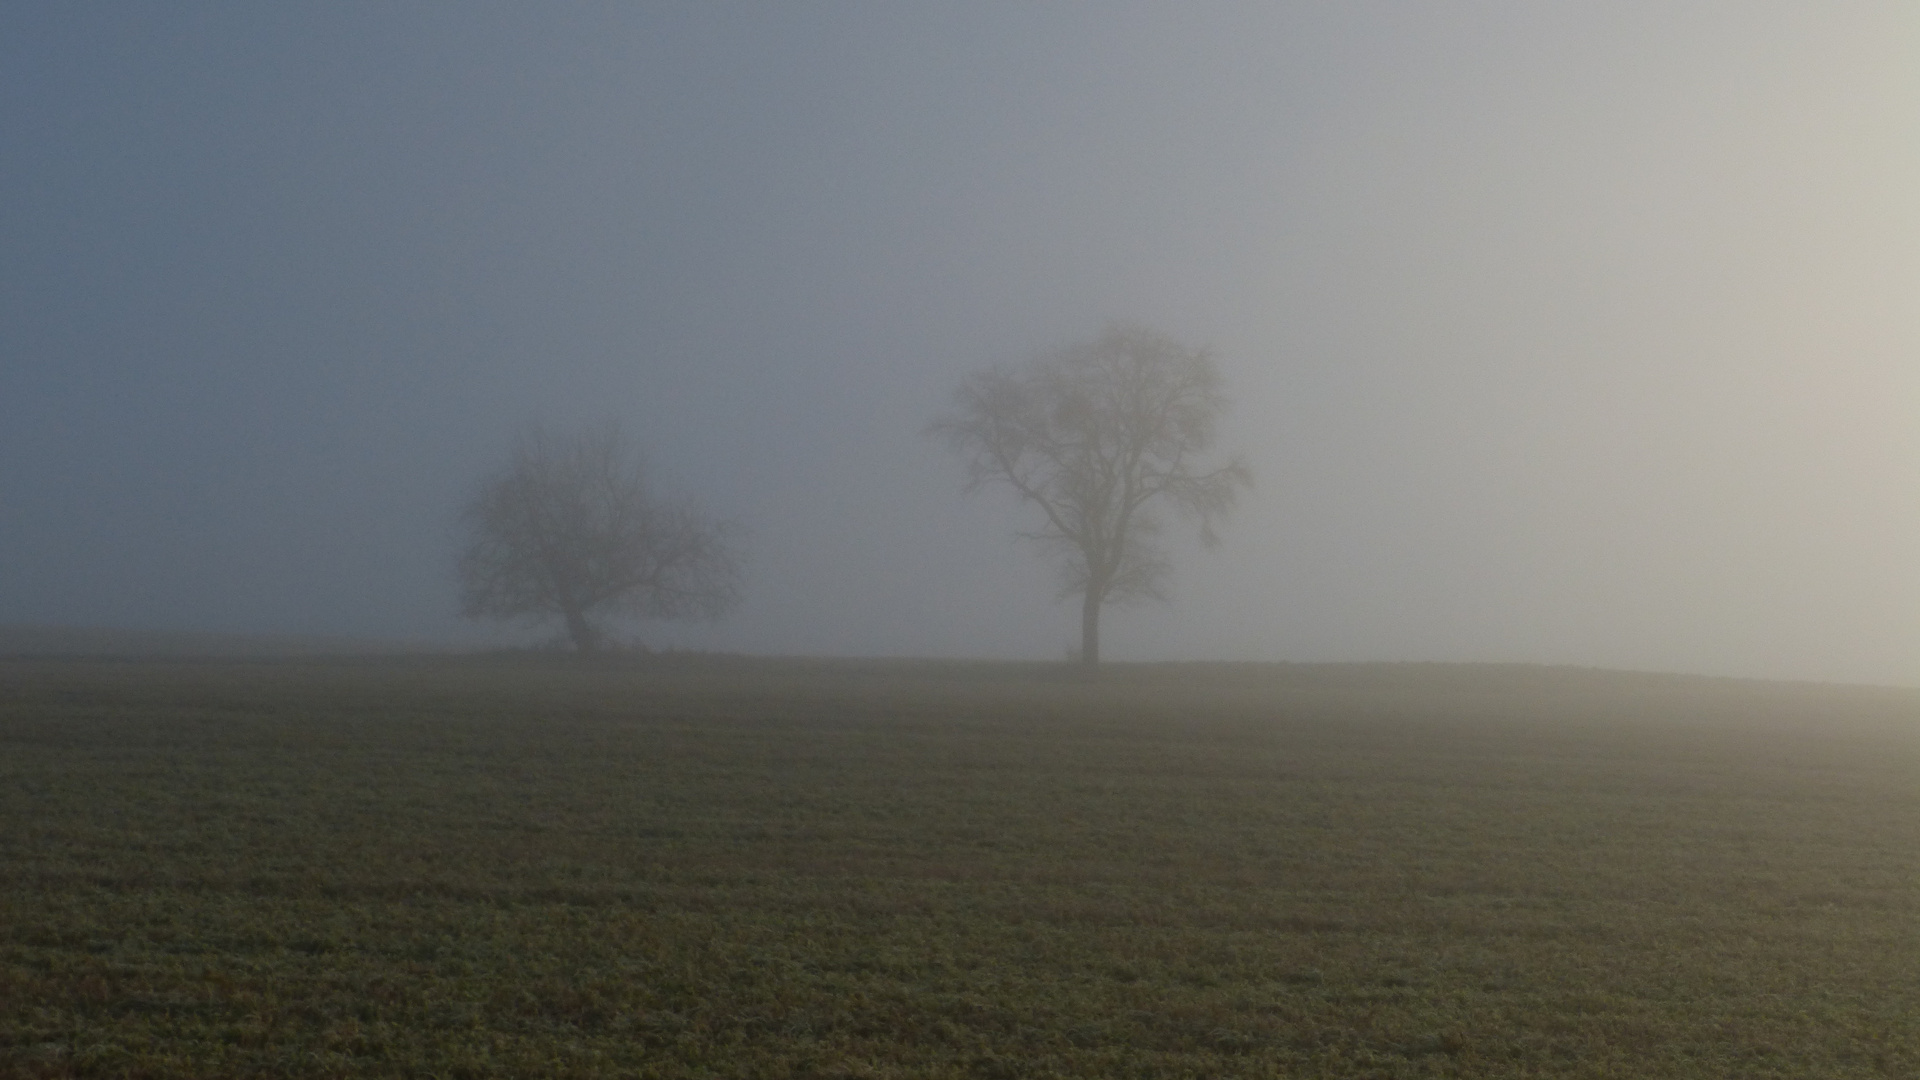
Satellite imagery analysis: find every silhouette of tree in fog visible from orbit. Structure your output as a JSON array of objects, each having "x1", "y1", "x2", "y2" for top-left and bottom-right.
[
  {"x1": 458, "y1": 423, "x2": 742, "y2": 654},
  {"x1": 931, "y1": 324, "x2": 1250, "y2": 664}
]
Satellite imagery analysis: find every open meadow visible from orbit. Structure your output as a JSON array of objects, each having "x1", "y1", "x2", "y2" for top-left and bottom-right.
[{"x1": 2, "y1": 657, "x2": 1917, "y2": 1078}]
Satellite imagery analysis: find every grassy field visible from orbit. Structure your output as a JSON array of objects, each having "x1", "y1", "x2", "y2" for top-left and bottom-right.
[{"x1": 2, "y1": 657, "x2": 1916, "y2": 1078}]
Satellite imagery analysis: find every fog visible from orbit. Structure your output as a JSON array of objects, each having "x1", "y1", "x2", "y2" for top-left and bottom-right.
[{"x1": 3, "y1": 3, "x2": 1914, "y2": 685}]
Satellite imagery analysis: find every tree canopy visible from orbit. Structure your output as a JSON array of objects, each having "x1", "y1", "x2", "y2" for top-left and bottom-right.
[
  {"x1": 931, "y1": 324, "x2": 1250, "y2": 663},
  {"x1": 458, "y1": 424, "x2": 743, "y2": 654}
]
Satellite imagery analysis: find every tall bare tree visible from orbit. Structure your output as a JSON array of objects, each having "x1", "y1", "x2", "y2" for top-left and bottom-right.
[
  {"x1": 931, "y1": 324, "x2": 1250, "y2": 664},
  {"x1": 458, "y1": 423, "x2": 743, "y2": 654}
]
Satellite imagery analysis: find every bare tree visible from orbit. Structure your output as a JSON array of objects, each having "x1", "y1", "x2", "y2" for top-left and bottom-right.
[
  {"x1": 931, "y1": 324, "x2": 1251, "y2": 664},
  {"x1": 458, "y1": 423, "x2": 743, "y2": 654}
]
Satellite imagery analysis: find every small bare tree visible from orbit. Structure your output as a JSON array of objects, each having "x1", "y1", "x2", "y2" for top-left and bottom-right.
[
  {"x1": 931, "y1": 324, "x2": 1250, "y2": 664},
  {"x1": 458, "y1": 424, "x2": 743, "y2": 654}
]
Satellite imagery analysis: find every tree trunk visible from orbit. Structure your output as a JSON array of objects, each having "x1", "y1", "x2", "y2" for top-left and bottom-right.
[
  {"x1": 1080, "y1": 587, "x2": 1101, "y2": 665},
  {"x1": 562, "y1": 606, "x2": 600, "y2": 655}
]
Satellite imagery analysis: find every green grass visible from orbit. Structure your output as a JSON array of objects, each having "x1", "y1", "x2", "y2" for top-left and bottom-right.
[{"x1": 2, "y1": 657, "x2": 1917, "y2": 1078}]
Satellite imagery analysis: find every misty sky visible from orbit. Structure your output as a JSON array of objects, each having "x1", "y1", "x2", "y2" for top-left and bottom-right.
[{"x1": 3, "y1": 3, "x2": 1915, "y2": 685}]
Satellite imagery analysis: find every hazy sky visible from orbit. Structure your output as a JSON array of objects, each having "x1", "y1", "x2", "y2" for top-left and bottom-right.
[{"x1": 3, "y1": 3, "x2": 1915, "y2": 685}]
